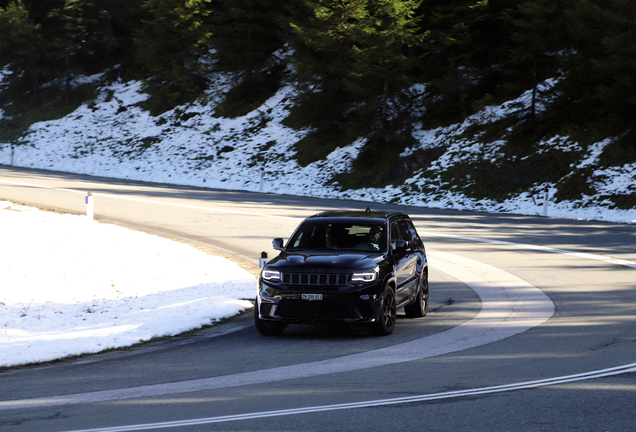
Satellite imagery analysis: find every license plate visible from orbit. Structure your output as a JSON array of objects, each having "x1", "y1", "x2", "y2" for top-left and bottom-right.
[{"x1": 302, "y1": 293, "x2": 323, "y2": 301}]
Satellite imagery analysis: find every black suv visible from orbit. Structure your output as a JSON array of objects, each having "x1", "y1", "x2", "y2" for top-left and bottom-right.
[{"x1": 255, "y1": 210, "x2": 428, "y2": 336}]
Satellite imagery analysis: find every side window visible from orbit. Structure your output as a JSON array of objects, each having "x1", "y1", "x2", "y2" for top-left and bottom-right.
[
  {"x1": 396, "y1": 219, "x2": 422, "y2": 247},
  {"x1": 291, "y1": 224, "x2": 314, "y2": 248},
  {"x1": 407, "y1": 220, "x2": 421, "y2": 246},
  {"x1": 397, "y1": 220, "x2": 413, "y2": 244},
  {"x1": 390, "y1": 222, "x2": 401, "y2": 249},
  {"x1": 292, "y1": 230, "x2": 305, "y2": 248},
  {"x1": 401, "y1": 219, "x2": 420, "y2": 245}
]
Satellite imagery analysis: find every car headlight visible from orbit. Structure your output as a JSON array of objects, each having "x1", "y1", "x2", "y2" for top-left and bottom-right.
[
  {"x1": 351, "y1": 271, "x2": 377, "y2": 283},
  {"x1": 262, "y1": 269, "x2": 281, "y2": 281}
]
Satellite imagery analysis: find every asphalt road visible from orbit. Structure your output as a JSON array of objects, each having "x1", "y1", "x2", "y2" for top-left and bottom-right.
[{"x1": 1, "y1": 165, "x2": 636, "y2": 432}]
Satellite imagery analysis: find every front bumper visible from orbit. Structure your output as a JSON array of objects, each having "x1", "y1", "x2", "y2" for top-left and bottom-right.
[{"x1": 257, "y1": 282, "x2": 382, "y2": 325}]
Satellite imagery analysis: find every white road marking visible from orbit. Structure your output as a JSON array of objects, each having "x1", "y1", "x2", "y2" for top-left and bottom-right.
[
  {"x1": 58, "y1": 362, "x2": 636, "y2": 432},
  {"x1": 421, "y1": 231, "x2": 636, "y2": 268},
  {"x1": 0, "y1": 251, "x2": 555, "y2": 411},
  {"x1": 0, "y1": 178, "x2": 87, "y2": 196}
]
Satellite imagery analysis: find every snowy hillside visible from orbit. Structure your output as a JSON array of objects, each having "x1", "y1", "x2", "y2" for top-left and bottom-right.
[{"x1": 1, "y1": 73, "x2": 634, "y2": 224}]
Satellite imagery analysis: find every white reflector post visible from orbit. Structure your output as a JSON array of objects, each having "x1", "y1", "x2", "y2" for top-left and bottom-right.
[{"x1": 86, "y1": 192, "x2": 94, "y2": 220}]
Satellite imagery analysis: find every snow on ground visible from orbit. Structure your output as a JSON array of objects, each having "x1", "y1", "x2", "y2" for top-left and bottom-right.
[{"x1": 0, "y1": 201, "x2": 255, "y2": 368}]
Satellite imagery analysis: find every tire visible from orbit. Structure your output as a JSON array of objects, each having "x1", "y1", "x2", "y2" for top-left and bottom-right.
[
  {"x1": 405, "y1": 271, "x2": 429, "y2": 318},
  {"x1": 369, "y1": 286, "x2": 396, "y2": 336},
  {"x1": 254, "y1": 301, "x2": 286, "y2": 336}
]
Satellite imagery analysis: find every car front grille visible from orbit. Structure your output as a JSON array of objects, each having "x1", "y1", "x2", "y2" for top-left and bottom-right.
[{"x1": 282, "y1": 272, "x2": 350, "y2": 286}]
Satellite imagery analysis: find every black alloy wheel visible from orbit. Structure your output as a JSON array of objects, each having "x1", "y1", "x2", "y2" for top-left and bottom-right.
[
  {"x1": 370, "y1": 287, "x2": 396, "y2": 336},
  {"x1": 254, "y1": 301, "x2": 286, "y2": 336},
  {"x1": 404, "y1": 271, "x2": 429, "y2": 318}
]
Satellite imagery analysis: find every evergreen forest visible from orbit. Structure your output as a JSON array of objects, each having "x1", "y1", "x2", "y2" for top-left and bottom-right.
[{"x1": 1, "y1": 0, "x2": 635, "y2": 209}]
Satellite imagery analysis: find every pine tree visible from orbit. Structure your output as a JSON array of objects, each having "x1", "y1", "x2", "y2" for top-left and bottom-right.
[
  {"x1": 507, "y1": 0, "x2": 566, "y2": 118},
  {"x1": 289, "y1": 0, "x2": 370, "y2": 96},
  {"x1": 0, "y1": 0, "x2": 45, "y2": 93},
  {"x1": 212, "y1": 0, "x2": 285, "y2": 75},
  {"x1": 285, "y1": 0, "x2": 373, "y2": 158},
  {"x1": 417, "y1": 0, "x2": 519, "y2": 120},
  {"x1": 78, "y1": 0, "x2": 145, "y2": 74},
  {"x1": 47, "y1": 0, "x2": 93, "y2": 101},
  {"x1": 18, "y1": 0, "x2": 65, "y2": 26},
  {"x1": 418, "y1": 0, "x2": 491, "y2": 119},
  {"x1": 423, "y1": 0, "x2": 488, "y2": 67},
  {"x1": 288, "y1": 0, "x2": 425, "y2": 183},
  {"x1": 3, "y1": 0, "x2": 138, "y2": 80},
  {"x1": 357, "y1": 0, "x2": 423, "y2": 125},
  {"x1": 134, "y1": 0, "x2": 214, "y2": 111},
  {"x1": 562, "y1": 0, "x2": 636, "y2": 129},
  {"x1": 289, "y1": 0, "x2": 423, "y2": 125}
]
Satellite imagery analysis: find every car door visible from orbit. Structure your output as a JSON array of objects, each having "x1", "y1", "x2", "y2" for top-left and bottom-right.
[
  {"x1": 398, "y1": 219, "x2": 419, "y2": 294},
  {"x1": 390, "y1": 219, "x2": 418, "y2": 304}
]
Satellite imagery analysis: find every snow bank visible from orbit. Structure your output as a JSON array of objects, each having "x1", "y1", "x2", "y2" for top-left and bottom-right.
[{"x1": 0, "y1": 202, "x2": 255, "y2": 367}]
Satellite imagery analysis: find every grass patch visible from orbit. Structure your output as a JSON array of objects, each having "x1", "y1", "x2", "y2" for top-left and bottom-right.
[
  {"x1": 603, "y1": 192, "x2": 636, "y2": 210},
  {"x1": 215, "y1": 66, "x2": 283, "y2": 119},
  {"x1": 138, "y1": 75, "x2": 209, "y2": 117},
  {"x1": 333, "y1": 132, "x2": 418, "y2": 190},
  {"x1": 110, "y1": 136, "x2": 160, "y2": 159},
  {"x1": 294, "y1": 128, "x2": 354, "y2": 167},
  {"x1": 459, "y1": 113, "x2": 520, "y2": 144},
  {"x1": 598, "y1": 129, "x2": 636, "y2": 166},
  {"x1": 0, "y1": 80, "x2": 97, "y2": 143},
  {"x1": 436, "y1": 145, "x2": 582, "y2": 202},
  {"x1": 554, "y1": 168, "x2": 597, "y2": 202},
  {"x1": 139, "y1": 136, "x2": 161, "y2": 149},
  {"x1": 284, "y1": 91, "x2": 373, "y2": 167}
]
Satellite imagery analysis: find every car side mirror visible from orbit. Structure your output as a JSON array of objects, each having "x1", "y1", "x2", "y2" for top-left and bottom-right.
[
  {"x1": 393, "y1": 240, "x2": 410, "y2": 253},
  {"x1": 272, "y1": 238, "x2": 285, "y2": 251}
]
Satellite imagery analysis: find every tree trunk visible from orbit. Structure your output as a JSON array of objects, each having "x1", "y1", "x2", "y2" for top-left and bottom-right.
[
  {"x1": 531, "y1": 61, "x2": 537, "y2": 119},
  {"x1": 65, "y1": 53, "x2": 70, "y2": 104},
  {"x1": 382, "y1": 79, "x2": 389, "y2": 125}
]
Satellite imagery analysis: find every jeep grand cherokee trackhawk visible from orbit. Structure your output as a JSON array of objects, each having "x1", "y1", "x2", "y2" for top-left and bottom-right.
[{"x1": 255, "y1": 210, "x2": 429, "y2": 336}]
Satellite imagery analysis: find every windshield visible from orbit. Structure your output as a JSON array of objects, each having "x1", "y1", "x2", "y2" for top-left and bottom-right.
[{"x1": 287, "y1": 222, "x2": 386, "y2": 252}]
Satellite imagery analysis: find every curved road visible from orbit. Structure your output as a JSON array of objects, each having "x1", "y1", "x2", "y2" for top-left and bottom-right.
[{"x1": 1, "y1": 166, "x2": 635, "y2": 431}]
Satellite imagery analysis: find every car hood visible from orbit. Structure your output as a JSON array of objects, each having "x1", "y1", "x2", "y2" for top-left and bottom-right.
[{"x1": 267, "y1": 251, "x2": 384, "y2": 271}]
